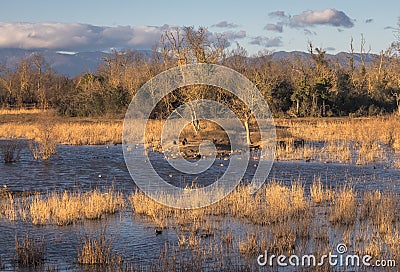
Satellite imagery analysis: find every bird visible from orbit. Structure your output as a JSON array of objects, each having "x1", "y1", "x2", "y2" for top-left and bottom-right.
[
  {"x1": 3, "y1": 184, "x2": 7, "y2": 189},
  {"x1": 98, "y1": 174, "x2": 102, "y2": 178},
  {"x1": 182, "y1": 138, "x2": 188, "y2": 146},
  {"x1": 155, "y1": 229, "x2": 162, "y2": 235}
]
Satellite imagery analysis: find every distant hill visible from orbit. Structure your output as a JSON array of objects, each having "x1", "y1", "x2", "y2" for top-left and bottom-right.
[
  {"x1": 267, "y1": 51, "x2": 378, "y2": 67},
  {"x1": 0, "y1": 48, "x2": 154, "y2": 77},
  {"x1": 0, "y1": 48, "x2": 378, "y2": 78}
]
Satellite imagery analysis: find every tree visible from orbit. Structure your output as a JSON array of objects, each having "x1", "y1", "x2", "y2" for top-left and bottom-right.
[{"x1": 160, "y1": 26, "x2": 228, "y2": 133}]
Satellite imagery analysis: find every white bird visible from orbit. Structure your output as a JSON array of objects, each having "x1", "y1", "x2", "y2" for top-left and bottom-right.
[
  {"x1": 98, "y1": 174, "x2": 102, "y2": 178},
  {"x1": 3, "y1": 184, "x2": 7, "y2": 189}
]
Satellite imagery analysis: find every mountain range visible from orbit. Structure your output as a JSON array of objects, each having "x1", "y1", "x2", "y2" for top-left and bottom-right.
[{"x1": 0, "y1": 48, "x2": 378, "y2": 78}]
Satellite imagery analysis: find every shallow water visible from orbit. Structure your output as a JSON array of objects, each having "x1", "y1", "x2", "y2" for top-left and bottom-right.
[
  {"x1": 0, "y1": 144, "x2": 399, "y2": 270},
  {"x1": 2, "y1": 144, "x2": 399, "y2": 193}
]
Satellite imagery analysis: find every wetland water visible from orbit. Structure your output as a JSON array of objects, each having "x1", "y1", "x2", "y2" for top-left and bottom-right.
[{"x1": 0, "y1": 144, "x2": 399, "y2": 270}]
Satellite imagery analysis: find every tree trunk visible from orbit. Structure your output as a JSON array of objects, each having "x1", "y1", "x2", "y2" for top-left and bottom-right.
[
  {"x1": 191, "y1": 109, "x2": 200, "y2": 134},
  {"x1": 244, "y1": 118, "x2": 251, "y2": 146},
  {"x1": 395, "y1": 94, "x2": 400, "y2": 116}
]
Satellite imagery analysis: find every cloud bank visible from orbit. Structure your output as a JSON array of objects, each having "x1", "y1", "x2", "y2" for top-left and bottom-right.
[
  {"x1": 211, "y1": 21, "x2": 238, "y2": 28},
  {"x1": 0, "y1": 22, "x2": 248, "y2": 52},
  {"x1": 0, "y1": 22, "x2": 170, "y2": 51},
  {"x1": 0, "y1": 22, "x2": 245, "y2": 52},
  {"x1": 265, "y1": 8, "x2": 354, "y2": 33},
  {"x1": 249, "y1": 36, "x2": 282, "y2": 47},
  {"x1": 264, "y1": 23, "x2": 283, "y2": 33},
  {"x1": 291, "y1": 9, "x2": 354, "y2": 28}
]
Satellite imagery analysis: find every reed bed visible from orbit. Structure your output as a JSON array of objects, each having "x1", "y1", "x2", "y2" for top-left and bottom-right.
[
  {"x1": 129, "y1": 182, "x2": 399, "y2": 266},
  {"x1": 1, "y1": 182, "x2": 399, "y2": 270},
  {"x1": 0, "y1": 108, "x2": 44, "y2": 115},
  {"x1": 29, "y1": 189, "x2": 124, "y2": 225},
  {"x1": 329, "y1": 186, "x2": 357, "y2": 225},
  {"x1": 15, "y1": 233, "x2": 45, "y2": 268},
  {"x1": 78, "y1": 228, "x2": 124, "y2": 267},
  {"x1": 1, "y1": 109, "x2": 400, "y2": 166}
]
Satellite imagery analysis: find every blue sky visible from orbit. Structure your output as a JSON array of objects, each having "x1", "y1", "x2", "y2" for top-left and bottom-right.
[{"x1": 0, "y1": 0, "x2": 399, "y2": 55}]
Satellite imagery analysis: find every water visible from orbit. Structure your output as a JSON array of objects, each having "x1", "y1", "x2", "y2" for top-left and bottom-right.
[{"x1": 0, "y1": 144, "x2": 399, "y2": 270}]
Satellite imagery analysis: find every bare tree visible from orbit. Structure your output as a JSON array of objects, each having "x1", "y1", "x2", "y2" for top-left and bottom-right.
[{"x1": 160, "y1": 26, "x2": 228, "y2": 134}]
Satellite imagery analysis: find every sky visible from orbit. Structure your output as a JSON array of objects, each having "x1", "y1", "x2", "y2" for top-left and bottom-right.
[{"x1": 0, "y1": 0, "x2": 399, "y2": 55}]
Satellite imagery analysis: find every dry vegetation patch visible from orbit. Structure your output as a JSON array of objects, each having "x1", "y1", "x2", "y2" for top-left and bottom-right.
[{"x1": 29, "y1": 189, "x2": 124, "y2": 225}]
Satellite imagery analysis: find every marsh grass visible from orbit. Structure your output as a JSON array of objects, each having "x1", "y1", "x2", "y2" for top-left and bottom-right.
[
  {"x1": 238, "y1": 233, "x2": 260, "y2": 256},
  {"x1": 30, "y1": 189, "x2": 124, "y2": 225},
  {"x1": 1, "y1": 109, "x2": 400, "y2": 166},
  {"x1": 15, "y1": 233, "x2": 45, "y2": 268},
  {"x1": 329, "y1": 186, "x2": 357, "y2": 225},
  {"x1": 1, "y1": 181, "x2": 399, "y2": 270},
  {"x1": 77, "y1": 228, "x2": 124, "y2": 266},
  {"x1": 0, "y1": 192, "x2": 16, "y2": 220},
  {"x1": 0, "y1": 108, "x2": 44, "y2": 115},
  {"x1": 310, "y1": 177, "x2": 335, "y2": 204},
  {"x1": 29, "y1": 117, "x2": 58, "y2": 160},
  {"x1": 1, "y1": 140, "x2": 22, "y2": 163},
  {"x1": 278, "y1": 116, "x2": 400, "y2": 166}
]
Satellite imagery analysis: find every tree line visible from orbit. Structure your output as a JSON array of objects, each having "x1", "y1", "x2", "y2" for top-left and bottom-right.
[{"x1": 1, "y1": 25, "x2": 400, "y2": 118}]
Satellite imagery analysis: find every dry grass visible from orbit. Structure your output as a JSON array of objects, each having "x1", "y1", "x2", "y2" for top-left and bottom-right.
[
  {"x1": 15, "y1": 233, "x2": 45, "y2": 267},
  {"x1": 310, "y1": 177, "x2": 335, "y2": 204},
  {"x1": 0, "y1": 140, "x2": 22, "y2": 163},
  {"x1": 276, "y1": 116, "x2": 400, "y2": 166},
  {"x1": 78, "y1": 228, "x2": 124, "y2": 266},
  {"x1": 30, "y1": 189, "x2": 124, "y2": 225},
  {"x1": 0, "y1": 110, "x2": 122, "y2": 145},
  {"x1": 0, "y1": 191, "x2": 16, "y2": 220},
  {"x1": 0, "y1": 108, "x2": 44, "y2": 115},
  {"x1": 238, "y1": 233, "x2": 260, "y2": 256},
  {"x1": 1, "y1": 110, "x2": 400, "y2": 167},
  {"x1": 329, "y1": 186, "x2": 356, "y2": 225},
  {"x1": 1, "y1": 180, "x2": 399, "y2": 270}
]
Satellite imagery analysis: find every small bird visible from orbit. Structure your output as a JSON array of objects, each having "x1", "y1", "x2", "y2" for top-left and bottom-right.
[
  {"x1": 155, "y1": 229, "x2": 162, "y2": 235},
  {"x1": 3, "y1": 184, "x2": 7, "y2": 189},
  {"x1": 182, "y1": 138, "x2": 188, "y2": 146},
  {"x1": 98, "y1": 174, "x2": 102, "y2": 178}
]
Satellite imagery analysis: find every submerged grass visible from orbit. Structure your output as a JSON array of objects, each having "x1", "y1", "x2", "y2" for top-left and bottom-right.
[
  {"x1": 15, "y1": 233, "x2": 45, "y2": 268},
  {"x1": 77, "y1": 227, "x2": 124, "y2": 267}
]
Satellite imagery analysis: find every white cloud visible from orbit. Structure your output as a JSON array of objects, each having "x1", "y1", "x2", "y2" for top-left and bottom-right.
[
  {"x1": 264, "y1": 24, "x2": 283, "y2": 33},
  {"x1": 0, "y1": 22, "x2": 247, "y2": 51},
  {"x1": 249, "y1": 36, "x2": 282, "y2": 47},
  {"x1": 268, "y1": 11, "x2": 287, "y2": 18},
  {"x1": 325, "y1": 47, "x2": 336, "y2": 51},
  {"x1": 291, "y1": 9, "x2": 354, "y2": 28},
  {"x1": 221, "y1": 30, "x2": 246, "y2": 40},
  {"x1": 211, "y1": 21, "x2": 238, "y2": 28},
  {"x1": 0, "y1": 22, "x2": 168, "y2": 51}
]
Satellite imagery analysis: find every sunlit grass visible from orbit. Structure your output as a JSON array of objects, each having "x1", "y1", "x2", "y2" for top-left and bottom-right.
[{"x1": 29, "y1": 189, "x2": 124, "y2": 225}]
